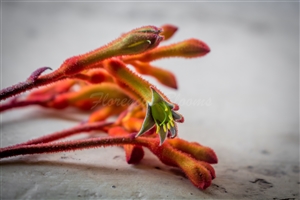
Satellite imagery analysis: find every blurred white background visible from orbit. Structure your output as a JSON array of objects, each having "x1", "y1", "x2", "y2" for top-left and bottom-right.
[{"x1": 1, "y1": 1, "x2": 299, "y2": 199}]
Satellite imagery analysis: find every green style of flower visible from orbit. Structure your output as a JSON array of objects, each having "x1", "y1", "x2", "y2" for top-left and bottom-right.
[{"x1": 136, "y1": 87, "x2": 184, "y2": 144}]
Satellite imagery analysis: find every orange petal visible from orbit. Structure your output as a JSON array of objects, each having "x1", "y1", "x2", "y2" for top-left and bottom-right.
[
  {"x1": 108, "y1": 126, "x2": 144, "y2": 164},
  {"x1": 27, "y1": 79, "x2": 76, "y2": 101},
  {"x1": 168, "y1": 138, "x2": 218, "y2": 164},
  {"x1": 160, "y1": 24, "x2": 178, "y2": 41},
  {"x1": 131, "y1": 61, "x2": 177, "y2": 89},
  {"x1": 88, "y1": 105, "x2": 128, "y2": 122},
  {"x1": 122, "y1": 117, "x2": 144, "y2": 132},
  {"x1": 124, "y1": 145, "x2": 144, "y2": 164},
  {"x1": 123, "y1": 38, "x2": 210, "y2": 63},
  {"x1": 48, "y1": 83, "x2": 130, "y2": 110},
  {"x1": 158, "y1": 143, "x2": 213, "y2": 189}
]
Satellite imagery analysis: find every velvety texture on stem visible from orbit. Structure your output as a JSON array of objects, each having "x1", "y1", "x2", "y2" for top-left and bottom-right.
[
  {"x1": 0, "y1": 135, "x2": 216, "y2": 189},
  {"x1": 0, "y1": 25, "x2": 163, "y2": 101},
  {"x1": 15, "y1": 121, "x2": 112, "y2": 147}
]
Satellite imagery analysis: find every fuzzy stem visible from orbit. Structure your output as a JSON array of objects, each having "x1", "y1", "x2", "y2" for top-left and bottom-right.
[
  {"x1": 0, "y1": 99, "x2": 47, "y2": 112},
  {"x1": 0, "y1": 75, "x2": 67, "y2": 101},
  {"x1": 1, "y1": 26, "x2": 163, "y2": 101},
  {"x1": 13, "y1": 121, "x2": 113, "y2": 147},
  {"x1": 0, "y1": 135, "x2": 153, "y2": 159}
]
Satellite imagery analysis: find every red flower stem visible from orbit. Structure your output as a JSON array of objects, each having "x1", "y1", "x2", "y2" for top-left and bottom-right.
[
  {"x1": 1, "y1": 25, "x2": 163, "y2": 101},
  {"x1": 0, "y1": 61, "x2": 107, "y2": 101},
  {"x1": 13, "y1": 121, "x2": 113, "y2": 147},
  {"x1": 0, "y1": 75, "x2": 67, "y2": 101},
  {"x1": 0, "y1": 135, "x2": 152, "y2": 159},
  {"x1": 0, "y1": 99, "x2": 48, "y2": 112}
]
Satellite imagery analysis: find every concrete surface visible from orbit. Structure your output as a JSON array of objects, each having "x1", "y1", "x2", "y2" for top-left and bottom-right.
[{"x1": 1, "y1": 1, "x2": 299, "y2": 199}]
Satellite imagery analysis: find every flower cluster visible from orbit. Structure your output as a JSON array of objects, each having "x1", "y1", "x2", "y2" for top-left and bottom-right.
[{"x1": 0, "y1": 24, "x2": 217, "y2": 189}]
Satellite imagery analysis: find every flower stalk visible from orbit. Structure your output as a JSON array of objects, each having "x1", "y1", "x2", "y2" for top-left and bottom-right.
[{"x1": 0, "y1": 24, "x2": 217, "y2": 190}]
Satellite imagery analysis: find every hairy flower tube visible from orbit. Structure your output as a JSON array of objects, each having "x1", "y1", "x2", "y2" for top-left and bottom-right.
[
  {"x1": 0, "y1": 24, "x2": 217, "y2": 190},
  {"x1": 0, "y1": 26, "x2": 163, "y2": 101},
  {"x1": 104, "y1": 58, "x2": 184, "y2": 144}
]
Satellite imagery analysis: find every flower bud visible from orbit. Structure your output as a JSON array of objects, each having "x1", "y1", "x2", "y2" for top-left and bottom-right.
[
  {"x1": 160, "y1": 24, "x2": 178, "y2": 41},
  {"x1": 113, "y1": 25, "x2": 164, "y2": 55},
  {"x1": 124, "y1": 38, "x2": 210, "y2": 62}
]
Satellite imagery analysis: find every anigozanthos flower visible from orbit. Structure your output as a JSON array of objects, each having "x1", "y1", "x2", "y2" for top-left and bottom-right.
[
  {"x1": 136, "y1": 87, "x2": 184, "y2": 144},
  {"x1": 104, "y1": 59, "x2": 184, "y2": 145},
  {"x1": 0, "y1": 24, "x2": 218, "y2": 190},
  {"x1": 103, "y1": 27, "x2": 210, "y2": 145}
]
